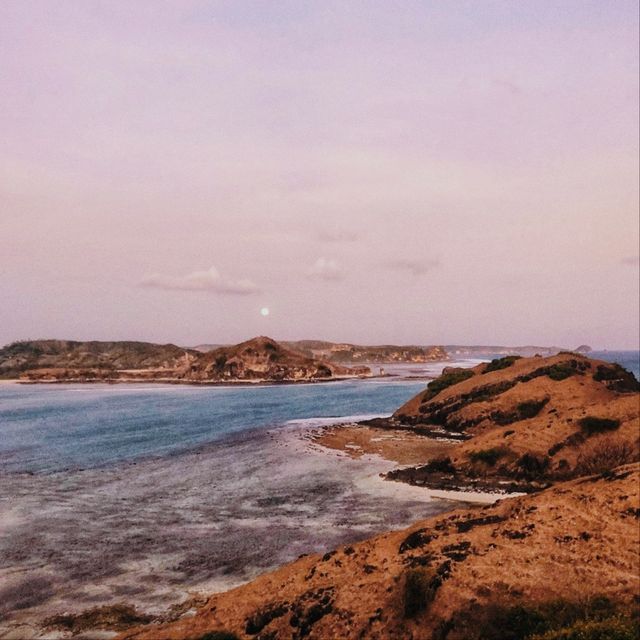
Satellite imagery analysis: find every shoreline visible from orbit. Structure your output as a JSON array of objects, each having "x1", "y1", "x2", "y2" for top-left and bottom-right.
[
  {"x1": 309, "y1": 419, "x2": 534, "y2": 499},
  {"x1": 2, "y1": 371, "x2": 440, "y2": 387},
  {"x1": 0, "y1": 415, "x2": 465, "y2": 638},
  {"x1": 7, "y1": 374, "x2": 378, "y2": 386}
]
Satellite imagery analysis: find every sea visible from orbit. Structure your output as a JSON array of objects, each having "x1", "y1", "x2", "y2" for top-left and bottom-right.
[{"x1": 0, "y1": 350, "x2": 637, "y2": 636}]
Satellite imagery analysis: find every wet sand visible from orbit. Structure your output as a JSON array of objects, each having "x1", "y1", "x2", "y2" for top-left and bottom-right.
[{"x1": 311, "y1": 423, "x2": 456, "y2": 465}]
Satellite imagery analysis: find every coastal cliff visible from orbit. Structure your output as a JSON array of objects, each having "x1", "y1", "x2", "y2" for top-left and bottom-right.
[{"x1": 0, "y1": 337, "x2": 369, "y2": 383}]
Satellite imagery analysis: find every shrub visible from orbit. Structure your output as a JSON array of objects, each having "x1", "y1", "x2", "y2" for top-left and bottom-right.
[
  {"x1": 516, "y1": 453, "x2": 550, "y2": 480},
  {"x1": 422, "y1": 369, "x2": 475, "y2": 401},
  {"x1": 578, "y1": 416, "x2": 621, "y2": 435},
  {"x1": 403, "y1": 567, "x2": 439, "y2": 618},
  {"x1": 575, "y1": 436, "x2": 637, "y2": 475},
  {"x1": 196, "y1": 632, "x2": 240, "y2": 640},
  {"x1": 460, "y1": 596, "x2": 619, "y2": 640},
  {"x1": 485, "y1": 356, "x2": 522, "y2": 373},
  {"x1": 592, "y1": 364, "x2": 640, "y2": 392},
  {"x1": 546, "y1": 363, "x2": 579, "y2": 381},
  {"x1": 468, "y1": 447, "x2": 508, "y2": 466},
  {"x1": 517, "y1": 398, "x2": 549, "y2": 419},
  {"x1": 530, "y1": 616, "x2": 639, "y2": 640},
  {"x1": 425, "y1": 456, "x2": 456, "y2": 474}
]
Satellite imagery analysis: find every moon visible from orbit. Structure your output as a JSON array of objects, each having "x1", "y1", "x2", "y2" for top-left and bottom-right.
[{"x1": 260, "y1": 307, "x2": 270, "y2": 317}]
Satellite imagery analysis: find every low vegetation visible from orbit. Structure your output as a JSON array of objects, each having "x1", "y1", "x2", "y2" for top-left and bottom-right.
[
  {"x1": 493, "y1": 398, "x2": 550, "y2": 425},
  {"x1": 545, "y1": 362, "x2": 581, "y2": 381},
  {"x1": 403, "y1": 567, "x2": 440, "y2": 618},
  {"x1": 422, "y1": 369, "x2": 475, "y2": 401},
  {"x1": 468, "y1": 447, "x2": 509, "y2": 466},
  {"x1": 578, "y1": 416, "x2": 621, "y2": 435},
  {"x1": 592, "y1": 364, "x2": 640, "y2": 392},
  {"x1": 423, "y1": 456, "x2": 457, "y2": 474},
  {"x1": 436, "y1": 595, "x2": 635, "y2": 640},
  {"x1": 196, "y1": 633, "x2": 240, "y2": 640},
  {"x1": 516, "y1": 398, "x2": 550, "y2": 419},
  {"x1": 530, "y1": 617, "x2": 639, "y2": 640},
  {"x1": 515, "y1": 453, "x2": 550, "y2": 480},
  {"x1": 575, "y1": 436, "x2": 637, "y2": 475},
  {"x1": 484, "y1": 355, "x2": 522, "y2": 373}
]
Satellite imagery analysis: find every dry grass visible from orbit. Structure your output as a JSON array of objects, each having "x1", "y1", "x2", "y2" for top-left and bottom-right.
[{"x1": 575, "y1": 436, "x2": 638, "y2": 476}]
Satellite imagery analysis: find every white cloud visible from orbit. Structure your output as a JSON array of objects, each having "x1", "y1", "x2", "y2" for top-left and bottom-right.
[
  {"x1": 387, "y1": 259, "x2": 439, "y2": 276},
  {"x1": 139, "y1": 266, "x2": 260, "y2": 295},
  {"x1": 306, "y1": 257, "x2": 344, "y2": 281}
]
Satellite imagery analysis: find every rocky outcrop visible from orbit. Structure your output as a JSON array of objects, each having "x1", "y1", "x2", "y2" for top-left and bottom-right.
[
  {"x1": 575, "y1": 344, "x2": 593, "y2": 353},
  {"x1": 181, "y1": 337, "x2": 370, "y2": 382}
]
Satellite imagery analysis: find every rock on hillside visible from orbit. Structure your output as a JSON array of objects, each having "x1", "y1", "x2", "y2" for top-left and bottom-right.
[
  {"x1": 390, "y1": 353, "x2": 639, "y2": 485},
  {"x1": 181, "y1": 336, "x2": 370, "y2": 382},
  {"x1": 118, "y1": 465, "x2": 640, "y2": 640}
]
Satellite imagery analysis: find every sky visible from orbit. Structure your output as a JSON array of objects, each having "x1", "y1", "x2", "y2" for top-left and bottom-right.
[{"x1": 1, "y1": 1, "x2": 638, "y2": 349}]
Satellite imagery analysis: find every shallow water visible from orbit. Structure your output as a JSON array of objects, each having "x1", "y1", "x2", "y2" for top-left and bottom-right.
[
  {"x1": 0, "y1": 374, "x2": 463, "y2": 637},
  {"x1": 0, "y1": 378, "x2": 430, "y2": 474}
]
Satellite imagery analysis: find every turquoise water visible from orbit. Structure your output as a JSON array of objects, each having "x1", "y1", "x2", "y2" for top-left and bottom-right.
[
  {"x1": 0, "y1": 379, "x2": 426, "y2": 474},
  {"x1": 0, "y1": 351, "x2": 636, "y2": 475},
  {"x1": 0, "y1": 377, "x2": 453, "y2": 628}
]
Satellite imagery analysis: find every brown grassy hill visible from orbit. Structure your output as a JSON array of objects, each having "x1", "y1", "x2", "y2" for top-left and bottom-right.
[
  {"x1": 118, "y1": 465, "x2": 640, "y2": 640},
  {"x1": 0, "y1": 340, "x2": 198, "y2": 380},
  {"x1": 181, "y1": 337, "x2": 370, "y2": 382},
  {"x1": 389, "y1": 353, "x2": 639, "y2": 487}
]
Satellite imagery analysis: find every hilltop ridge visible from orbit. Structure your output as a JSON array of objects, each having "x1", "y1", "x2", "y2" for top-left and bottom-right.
[
  {"x1": 387, "y1": 352, "x2": 639, "y2": 489},
  {"x1": 180, "y1": 336, "x2": 369, "y2": 382}
]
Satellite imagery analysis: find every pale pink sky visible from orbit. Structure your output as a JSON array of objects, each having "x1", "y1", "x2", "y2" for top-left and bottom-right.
[{"x1": 1, "y1": 1, "x2": 638, "y2": 348}]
